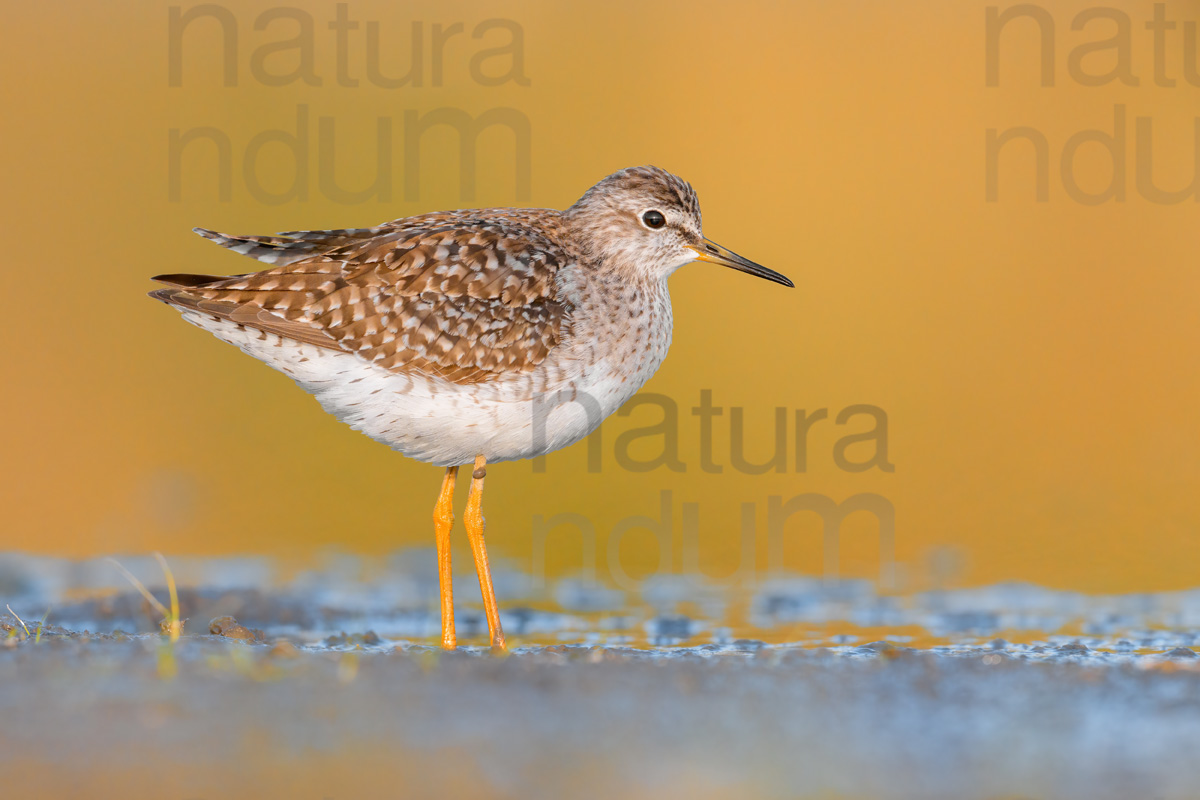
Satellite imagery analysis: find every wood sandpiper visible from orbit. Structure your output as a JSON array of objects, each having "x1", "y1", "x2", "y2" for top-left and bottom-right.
[{"x1": 150, "y1": 165, "x2": 793, "y2": 650}]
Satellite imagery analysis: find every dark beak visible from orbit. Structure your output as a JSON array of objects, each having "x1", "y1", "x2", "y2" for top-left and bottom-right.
[{"x1": 689, "y1": 238, "x2": 793, "y2": 288}]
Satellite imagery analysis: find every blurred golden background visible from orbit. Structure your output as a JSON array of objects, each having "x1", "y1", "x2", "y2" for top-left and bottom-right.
[{"x1": 2, "y1": 0, "x2": 1196, "y2": 594}]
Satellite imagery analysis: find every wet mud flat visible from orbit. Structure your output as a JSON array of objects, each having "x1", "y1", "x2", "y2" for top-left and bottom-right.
[
  {"x1": 5, "y1": 554, "x2": 1200, "y2": 799},
  {"x1": 4, "y1": 616, "x2": 1200, "y2": 800}
]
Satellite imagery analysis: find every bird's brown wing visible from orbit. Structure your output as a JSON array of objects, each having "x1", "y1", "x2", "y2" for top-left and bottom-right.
[
  {"x1": 152, "y1": 209, "x2": 573, "y2": 385},
  {"x1": 191, "y1": 226, "x2": 390, "y2": 265}
]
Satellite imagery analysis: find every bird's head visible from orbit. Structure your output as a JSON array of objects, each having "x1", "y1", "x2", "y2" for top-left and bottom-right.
[{"x1": 565, "y1": 165, "x2": 793, "y2": 288}]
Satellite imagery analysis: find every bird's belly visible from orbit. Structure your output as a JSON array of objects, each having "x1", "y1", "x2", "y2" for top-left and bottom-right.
[
  {"x1": 183, "y1": 310, "x2": 668, "y2": 468},
  {"x1": 319, "y1": 355, "x2": 657, "y2": 467}
]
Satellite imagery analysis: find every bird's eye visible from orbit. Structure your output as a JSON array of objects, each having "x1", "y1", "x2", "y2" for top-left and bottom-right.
[{"x1": 641, "y1": 210, "x2": 666, "y2": 229}]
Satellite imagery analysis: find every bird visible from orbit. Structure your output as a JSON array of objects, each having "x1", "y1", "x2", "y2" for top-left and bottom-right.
[{"x1": 149, "y1": 165, "x2": 793, "y2": 651}]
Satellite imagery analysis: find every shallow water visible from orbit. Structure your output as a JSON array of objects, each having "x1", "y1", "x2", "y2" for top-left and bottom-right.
[{"x1": 3, "y1": 552, "x2": 1200, "y2": 799}]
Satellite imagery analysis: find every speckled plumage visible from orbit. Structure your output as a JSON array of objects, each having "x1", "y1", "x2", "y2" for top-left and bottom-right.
[{"x1": 150, "y1": 166, "x2": 790, "y2": 467}]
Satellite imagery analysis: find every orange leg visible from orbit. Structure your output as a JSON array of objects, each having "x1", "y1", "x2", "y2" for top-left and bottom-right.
[
  {"x1": 463, "y1": 454, "x2": 506, "y2": 650},
  {"x1": 433, "y1": 466, "x2": 458, "y2": 649}
]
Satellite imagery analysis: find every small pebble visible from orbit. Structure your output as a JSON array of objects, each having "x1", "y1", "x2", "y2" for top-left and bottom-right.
[
  {"x1": 209, "y1": 616, "x2": 266, "y2": 644},
  {"x1": 1163, "y1": 647, "x2": 1197, "y2": 659},
  {"x1": 269, "y1": 641, "x2": 300, "y2": 658},
  {"x1": 159, "y1": 618, "x2": 186, "y2": 636},
  {"x1": 322, "y1": 630, "x2": 382, "y2": 647}
]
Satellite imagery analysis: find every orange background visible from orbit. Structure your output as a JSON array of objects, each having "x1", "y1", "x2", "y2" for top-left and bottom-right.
[{"x1": 2, "y1": 0, "x2": 1197, "y2": 593}]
